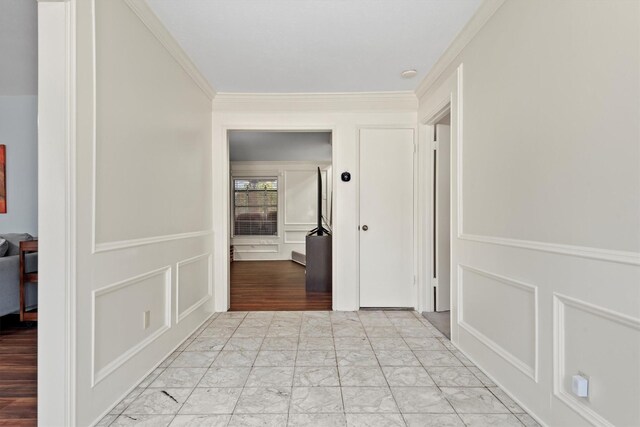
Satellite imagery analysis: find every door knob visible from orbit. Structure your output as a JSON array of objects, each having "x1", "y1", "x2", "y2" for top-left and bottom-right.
[{"x1": 362, "y1": 225, "x2": 368, "y2": 231}]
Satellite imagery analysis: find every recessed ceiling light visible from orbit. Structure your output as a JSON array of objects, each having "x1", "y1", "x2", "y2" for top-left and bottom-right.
[{"x1": 401, "y1": 69, "x2": 417, "y2": 79}]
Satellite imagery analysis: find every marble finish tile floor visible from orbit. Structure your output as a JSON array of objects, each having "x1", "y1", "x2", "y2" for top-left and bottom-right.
[{"x1": 97, "y1": 311, "x2": 540, "y2": 426}]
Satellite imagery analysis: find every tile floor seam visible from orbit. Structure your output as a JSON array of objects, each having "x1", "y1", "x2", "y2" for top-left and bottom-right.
[
  {"x1": 331, "y1": 312, "x2": 347, "y2": 423},
  {"x1": 373, "y1": 311, "x2": 404, "y2": 421},
  {"x1": 226, "y1": 312, "x2": 253, "y2": 420},
  {"x1": 175, "y1": 312, "x2": 243, "y2": 421}
]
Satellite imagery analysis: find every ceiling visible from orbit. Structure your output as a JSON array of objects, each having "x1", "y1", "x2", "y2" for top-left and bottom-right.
[
  {"x1": 229, "y1": 131, "x2": 332, "y2": 162},
  {"x1": 147, "y1": 0, "x2": 481, "y2": 93},
  {"x1": 0, "y1": 0, "x2": 37, "y2": 95}
]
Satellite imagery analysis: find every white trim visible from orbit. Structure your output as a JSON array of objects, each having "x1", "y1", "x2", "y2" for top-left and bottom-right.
[
  {"x1": 459, "y1": 233, "x2": 640, "y2": 266},
  {"x1": 37, "y1": 1, "x2": 77, "y2": 424},
  {"x1": 415, "y1": 0, "x2": 506, "y2": 99},
  {"x1": 90, "y1": 0, "x2": 98, "y2": 256},
  {"x1": 233, "y1": 243, "x2": 279, "y2": 254},
  {"x1": 91, "y1": 267, "x2": 172, "y2": 387},
  {"x1": 213, "y1": 92, "x2": 417, "y2": 112},
  {"x1": 122, "y1": 0, "x2": 215, "y2": 100},
  {"x1": 93, "y1": 230, "x2": 213, "y2": 253},
  {"x1": 232, "y1": 161, "x2": 331, "y2": 169},
  {"x1": 66, "y1": 2, "x2": 77, "y2": 425},
  {"x1": 455, "y1": 65, "x2": 465, "y2": 239},
  {"x1": 65, "y1": 1, "x2": 77, "y2": 423},
  {"x1": 176, "y1": 253, "x2": 213, "y2": 324},
  {"x1": 422, "y1": 98, "x2": 452, "y2": 126},
  {"x1": 458, "y1": 264, "x2": 539, "y2": 382},
  {"x1": 553, "y1": 293, "x2": 640, "y2": 427}
]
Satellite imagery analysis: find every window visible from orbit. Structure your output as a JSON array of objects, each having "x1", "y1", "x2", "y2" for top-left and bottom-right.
[{"x1": 233, "y1": 178, "x2": 278, "y2": 236}]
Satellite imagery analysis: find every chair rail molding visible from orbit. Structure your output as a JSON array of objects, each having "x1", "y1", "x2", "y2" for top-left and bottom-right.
[
  {"x1": 93, "y1": 230, "x2": 214, "y2": 253},
  {"x1": 459, "y1": 233, "x2": 640, "y2": 266}
]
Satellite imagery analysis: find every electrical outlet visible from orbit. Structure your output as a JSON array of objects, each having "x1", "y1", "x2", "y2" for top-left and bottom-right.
[
  {"x1": 572, "y1": 372, "x2": 589, "y2": 398},
  {"x1": 143, "y1": 310, "x2": 150, "y2": 329}
]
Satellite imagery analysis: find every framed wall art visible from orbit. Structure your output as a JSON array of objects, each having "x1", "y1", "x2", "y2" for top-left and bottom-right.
[{"x1": 0, "y1": 145, "x2": 6, "y2": 213}]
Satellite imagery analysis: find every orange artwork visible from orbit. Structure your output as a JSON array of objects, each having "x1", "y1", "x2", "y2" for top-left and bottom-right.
[{"x1": 0, "y1": 145, "x2": 5, "y2": 213}]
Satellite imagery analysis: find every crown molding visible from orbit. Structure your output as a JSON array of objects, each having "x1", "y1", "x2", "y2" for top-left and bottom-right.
[
  {"x1": 122, "y1": 0, "x2": 216, "y2": 101},
  {"x1": 415, "y1": 0, "x2": 506, "y2": 99},
  {"x1": 212, "y1": 91, "x2": 418, "y2": 112}
]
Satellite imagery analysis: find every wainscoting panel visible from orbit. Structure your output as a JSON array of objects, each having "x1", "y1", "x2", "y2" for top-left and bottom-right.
[
  {"x1": 458, "y1": 265, "x2": 538, "y2": 380},
  {"x1": 284, "y1": 170, "x2": 317, "y2": 225},
  {"x1": 233, "y1": 243, "x2": 279, "y2": 254},
  {"x1": 554, "y1": 294, "x2": 640, "y2": 427},
  {"x1": 92, "y1": 267, "x2": 171, "y2": 386},
  {"x1": 176, "y1": 253, "x2": 212, "y2": 323}
]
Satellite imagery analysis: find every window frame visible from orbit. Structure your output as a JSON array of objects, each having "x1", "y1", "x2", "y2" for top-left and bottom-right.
[{"x1": 231, "y1": 176, "x2": 279, "y2": 238}]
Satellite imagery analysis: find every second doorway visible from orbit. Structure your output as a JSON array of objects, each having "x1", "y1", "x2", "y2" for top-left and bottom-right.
[{"x1": 228, "y1": 131, "x2": 333, "y2": 311}]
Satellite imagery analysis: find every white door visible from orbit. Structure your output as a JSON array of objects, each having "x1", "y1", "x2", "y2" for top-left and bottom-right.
[
  {"x1": 435, "y1": 124, "x2": 451, "y2": 311},
  {"x1": 359, "y1": 128, "x2": 415, "y2": 307}
]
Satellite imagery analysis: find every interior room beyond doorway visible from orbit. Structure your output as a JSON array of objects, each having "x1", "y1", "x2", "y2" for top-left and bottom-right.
[{"x1": 228, "y1": 131, "x2": 333, "y2": 311}]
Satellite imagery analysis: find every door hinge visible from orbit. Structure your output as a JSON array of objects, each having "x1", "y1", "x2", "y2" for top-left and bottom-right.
[
  {"x1": 432, "y1": 140, "x2": 439, "y2": 150},
  {"x1": 431, "y1": 278, "x2": 438, "y2": 288}
]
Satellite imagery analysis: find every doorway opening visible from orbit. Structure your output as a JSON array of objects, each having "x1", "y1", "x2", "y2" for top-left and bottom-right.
[
  {"x1": 0, "y1": 0, "x2": 39, "y2": 424},
  {"x1": 424, "y1": 112, "x2": 452, "y2": 339},
  {"x1": 228, "y1": 131, "x2": 333, "y2": 311}
]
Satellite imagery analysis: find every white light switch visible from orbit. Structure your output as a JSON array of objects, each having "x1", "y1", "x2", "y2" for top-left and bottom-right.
[{"x1": 572, "y1": 374, "x2": 589, "y2": 397}]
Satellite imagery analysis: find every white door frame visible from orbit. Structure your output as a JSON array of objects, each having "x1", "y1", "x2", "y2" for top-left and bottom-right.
[
  {"x1": 417, "y1": 65, "x2": 462, "y2": 344},
  {"x1": 37, "y1": 0, "x2": 76, "y2": 425},
  {"x1": 215, "y1": 126, "x2": 338, "y2": 311},
  {"x1": 418, "y1": 101, "x2": 450, "y2": 314},
  {"x1": 434, "y1": 122, "x2": 452, "y2": 312}
]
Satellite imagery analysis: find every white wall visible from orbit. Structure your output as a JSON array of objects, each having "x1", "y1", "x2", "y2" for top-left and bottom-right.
[
  {"x1": 417, "y1": 1, "x2": 640, "y2": 426},
  {"x1": 230, "y1": 161, "x2": 331, "y2": 261},
  {"x1": 229, "y1": 131, "x2": 332, "y2": 162},
  {"x1": 0, "y1": 0, "x2": 38, "y2": 235},
  {"x1": 0, "y1": 0, "x2": 37, "y2": 96},
  {"x1": 212, "y1": 93, "x2": 418, "y2": 311},
  {"x1": 0, "y1": 96, "x2": 38, "y2": 234},
  {"x1": 38, "y1": 1, "x2": 215, "y2": 425}
]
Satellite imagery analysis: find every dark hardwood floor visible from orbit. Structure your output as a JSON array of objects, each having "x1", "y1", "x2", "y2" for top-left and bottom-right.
[
  {"x1": 0, "y1": 315, "x2": 36, "y2": 427},
  {"x1": 230, "y1": 260, "x2": 332, "y2": 311}
]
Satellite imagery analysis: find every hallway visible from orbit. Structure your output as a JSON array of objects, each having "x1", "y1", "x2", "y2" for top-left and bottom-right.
[{"x1": 97, "y1": 310, "x2": 539, "y2": 426}]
